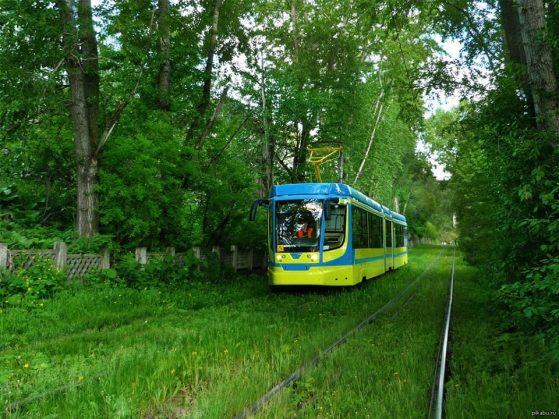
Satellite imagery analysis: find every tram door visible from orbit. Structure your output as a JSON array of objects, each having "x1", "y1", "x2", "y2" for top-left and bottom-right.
[{"x1": 386, "y1": 220, "x2": 394, "y2": 270}]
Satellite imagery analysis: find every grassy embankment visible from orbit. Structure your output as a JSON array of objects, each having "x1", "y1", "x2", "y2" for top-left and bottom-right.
[{"x1": 2, "y1": 246, "x2": 557, "y2": 417}]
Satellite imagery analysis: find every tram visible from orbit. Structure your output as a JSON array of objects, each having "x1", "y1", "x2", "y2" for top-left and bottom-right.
[{"x1": 250, "y1": 183, "x2": 408, "y2": 286}]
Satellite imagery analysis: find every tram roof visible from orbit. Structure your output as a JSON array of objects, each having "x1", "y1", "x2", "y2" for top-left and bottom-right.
[{"x1": 270, "y1": 183, "x2": 407, "y2": 222}]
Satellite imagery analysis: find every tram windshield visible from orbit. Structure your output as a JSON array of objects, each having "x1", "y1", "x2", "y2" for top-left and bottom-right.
[{"x1": 276, "y1": 199, "x2": 322, "y2": 252}]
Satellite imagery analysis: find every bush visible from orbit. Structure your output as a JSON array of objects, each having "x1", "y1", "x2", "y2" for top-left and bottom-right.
[
  {"x1": 113, "y1": 252, "x2": 202, "y2": 289},
  {"x1": 0, "y1": 257, "x2": 67, "y2": 309}
]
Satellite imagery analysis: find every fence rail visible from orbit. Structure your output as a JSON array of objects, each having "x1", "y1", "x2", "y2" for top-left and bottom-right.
[{"x1": 0, "y1": 242, "x2": 267, "y2": 279}]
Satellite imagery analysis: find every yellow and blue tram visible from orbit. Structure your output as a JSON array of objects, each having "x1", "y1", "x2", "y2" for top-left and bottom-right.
[{"x1": 250, "y1": 183, "x2": 408, "y2": 286}]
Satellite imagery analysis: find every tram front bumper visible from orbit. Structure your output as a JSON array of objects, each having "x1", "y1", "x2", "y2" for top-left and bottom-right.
[{"x1": 268, "y1": 265, "x2": 355, "y2": 286}]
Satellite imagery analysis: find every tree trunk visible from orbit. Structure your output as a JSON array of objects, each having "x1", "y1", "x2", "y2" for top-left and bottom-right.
[
  {"x1": 517, "y1": 0, "x2": 559, "y2": 140},
  {"x1": 290, "y1": 0, "x2": 299, "y2": 65},
  {"x1": 59, "y1": 0, "x2": 100, "y2": 236},
  {"x1": 76, "y1": 158, "x2": 99, "y2": 236},
  {"x1": 393, "y1": 196, "x2": 400, "y2": 213},
  {"x1": 78, "y1": 0, "x2": 100, "y2": 144},
  {"x1": 292, "y1": 119, "x2": 311, "y2": 183},
  {"x1": 499, "y1": 0, "x2": 536, "y2": 121},
  {"x1": 157, "y1": 0, "x2": 171, "y2": 111},
  {"x1": 186, "y1": 0, "x2": 222, "y2": 142},
  {"x1": 260, "y1": 54, "x2": 274, "y2": 198}
]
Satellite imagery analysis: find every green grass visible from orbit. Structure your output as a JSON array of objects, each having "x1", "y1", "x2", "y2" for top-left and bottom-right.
[
  {"x1": 0, "y1": 247, "x2": 438, "y2": 417},
  {"x1": 2, "y1": 246, "x2": 555, "y2": 418},
  {"x1": 445, "y1": 261, "x2": 559, "y2": 418},
  {"x1": 257, "y1": 247, "x2": 454, "y2": 418}
]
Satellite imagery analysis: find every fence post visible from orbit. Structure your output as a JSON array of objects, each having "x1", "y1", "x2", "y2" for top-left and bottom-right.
[
  {"x1": 192, "y1": 247, "x2": 201, "y2": 260},
  {"x1": 100, "y1": 248, "x2": 110, "y2": 269},
  {"x1": 135, "y1": 247, "x2": 147, "y2": 265},
  {"x1": 212, "y1": 246, "x2": 221, "y2": 260},
  {"x1": 165, "y1": 247, "x2": 176, "y2": 257},
  {"x1": 248, "y1": 248, "x2": 254, "y2": 270},
  {"x1": 231, "y1": 245, "x2": 238, "y2": 272},
  {"x1": 193, "y1": 247, "x2": 201, "y2": 271},
  {"x1": 0, "y1": 244, "x2": 7, "y2": 268},
  {"x1": 53, "y1": 241, "x2": 67, "y2": 270}
]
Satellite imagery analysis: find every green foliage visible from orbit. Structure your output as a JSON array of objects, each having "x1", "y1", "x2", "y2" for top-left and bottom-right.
[
  {"x1": 66, "y1": 234, "x2": 116, "y2": 253},
  {"x1": 0, "y1": 258, "x2": 67, "y2": 310},
  {"x1": 0, "y1": 0, "x2": 450, "y2": 250},
  {"x1": 113, "y1": 252, "x2": 201, "y2": 289},
  {"x1": 98, "y1": 111, "x2": 184, "y2": 248},
  {"x1": 0, "y1": 220, "x2": 68, "y2": 249},
  {"x1": 433, "y1": 73, "x2": 559, "y2": 348}
]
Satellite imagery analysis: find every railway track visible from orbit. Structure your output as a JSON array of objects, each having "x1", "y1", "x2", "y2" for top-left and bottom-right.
[
  {"x1": 429, "y1": 249, "x2": 456, "y2": 419},
  {"x1": 6, "y1": 251, "x2": 456, "y2": 416},
  {"x1": 234, "y1": 252, "x2": 449, "y2": 419}
]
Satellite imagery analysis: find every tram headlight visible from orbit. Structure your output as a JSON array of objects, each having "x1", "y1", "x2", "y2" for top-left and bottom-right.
[
  {"x1": 310, "y1": 254, "x2": 318, "y2": 262},
  {"x1": 276, "y1": 254, "x2": 283, "y2": 262}
]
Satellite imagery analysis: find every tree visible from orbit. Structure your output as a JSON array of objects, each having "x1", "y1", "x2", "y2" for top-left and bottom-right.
[
  {"x1": 515, "y1": 0, "x2": 559, "y2": 140},
  {"x1": 58, "y1": 0, "x2": 101, "y2": 237},
  {"x1": 157, "y1": 0, "x2": 171, "y2": 111}
]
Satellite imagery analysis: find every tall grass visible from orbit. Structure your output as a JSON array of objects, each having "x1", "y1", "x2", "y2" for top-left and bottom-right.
[
  {"x1": 445, "y1": 263, "x2": 559, "y2": 417},
  {"x1": 257, "y1": 248, "x2": 454, "y2": 418},
  {"x1": 2, "y1": 246, "x2": 441, "y2": 417}
]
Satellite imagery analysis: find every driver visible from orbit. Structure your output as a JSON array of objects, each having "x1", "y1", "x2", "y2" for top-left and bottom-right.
[{"x1": 296, "y1": 222, "x2": 314, "y2": 239}]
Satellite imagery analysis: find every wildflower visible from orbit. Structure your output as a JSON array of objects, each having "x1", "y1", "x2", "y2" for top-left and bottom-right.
[
  {"x1": 23, "y1": 363, "x2": 29, "y2": 369},
  {"x1": 191, "y1": 351, "x2": 198, "y2": 357},
  {"x1": 171, "y1": 368, "x2": 176, "y2": 375},
  {"x1": 79, "y1": 375, "x2": 84, "y2": 381}
]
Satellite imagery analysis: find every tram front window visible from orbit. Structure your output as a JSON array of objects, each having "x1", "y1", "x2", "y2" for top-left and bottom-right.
[{"x1": 276, "y1": 200, "x2": 322, "y2": 252}]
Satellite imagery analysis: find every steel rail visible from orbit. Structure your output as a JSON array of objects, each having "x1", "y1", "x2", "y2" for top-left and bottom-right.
[
  {"x1": 429, "y1": 249, "x2": 456, "y2": 419},
  {"x1": 234, "y1": 254, "x2": 442, "y2": 419}
]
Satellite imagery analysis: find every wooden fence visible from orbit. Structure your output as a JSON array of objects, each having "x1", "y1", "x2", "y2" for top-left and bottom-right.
[{"x1": 0, "y1": 243, "x2": 267, "y2": 279}]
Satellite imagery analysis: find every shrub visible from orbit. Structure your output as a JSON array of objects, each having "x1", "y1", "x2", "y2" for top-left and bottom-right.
[
  {"x1": 113, "y1": 252, "x2": 200, "y2": 289},
  {"x1": 0, "y1": 257, "x2": 67, "y2": 309}
]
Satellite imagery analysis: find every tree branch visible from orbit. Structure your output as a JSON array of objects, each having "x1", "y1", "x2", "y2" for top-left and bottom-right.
[
  {"x1": 205, "y1": 114, "x2": 250, "y2": 167},
  {"x1": 275, "y1": 153, "x2": 294, "y2": 177},
  {"x1": 353, "y1": 91, "x2": 385, "y2": 184},
  {"x1": 94, "y1": 8, "x2": 156, "y2": 157},
  {"x1": 196, "y1": 86, "x2": 229, "y2": 150}
]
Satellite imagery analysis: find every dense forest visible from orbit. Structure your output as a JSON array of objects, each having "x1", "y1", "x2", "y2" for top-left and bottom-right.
[{"x1": 0, "y1": 0, "x2": 557, "y2": 366}]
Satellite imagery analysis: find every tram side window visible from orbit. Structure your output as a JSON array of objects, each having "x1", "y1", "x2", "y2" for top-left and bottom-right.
[
  {"x1": 395, "y1": 224, "x2": 404, "y2": 247},
  {"x1": 352, "y1": 206, "x2": 368, "y2": 248},
  {"x1": 399, "y1": 225, "x2": 407, "y2": 247},
  {"x1": 368, "y1": 213, "x2": 383, "y2": 248},
  {"x1": 324, "y1": 205, "x2": 346, "y2": 250},
  {"x1": 386, "y1": 220, "x2": 393, "y2": 248}
]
